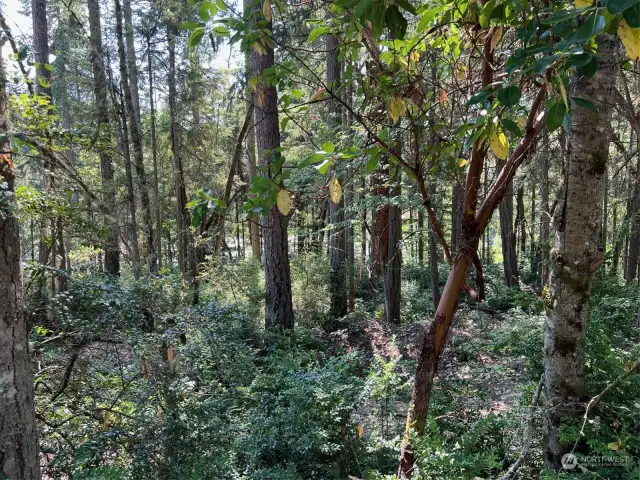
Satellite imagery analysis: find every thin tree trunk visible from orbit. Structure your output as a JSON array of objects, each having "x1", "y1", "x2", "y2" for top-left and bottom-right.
[
  {"x1": 252, "y1": 7, "x2": 294, "y2": 329},
  {"x1": 123, "y1": 0, "x2": 141, "y2": 125},
  {"x1": 115, "y1": 0, "x2": 156, "y2": 274},
  {"x1": 429, "y1": 184, "x2": 439, "y2": 310},
  {"x1": 417, "y1": 209, "x2": 424, "y2": 267},
  {"x1": 499, "y1": 175, "x2": 519, "y2": 287},
  {"x1": 88, "y1": 0, "x2": 120, "y2": 275},
  {"x1": 530, "y1": 180, "x2": 537, "y2": 282},
  {"x1": 147, "y1": 34, "x2": 162, "y2": 270},
  {"x1": 385, "y1": 166, "x2": 402, "y2": 323},
  {"x1": 516, "y1": 183, "x2": 526, "y2": 255},
  {"x1": 543, "y1": 34, "x2": 617, "y2": 470},
  {"x1": 540, "y1": 132, "x2": 551, "y2": 286},
  {"x1": 625, "y1": 158, "x2": 640, "y2": 281},
  {"x1": 0, "y1": 51, "x2": 41, "y2": 479},
  {"x1": 167, "y1": 25, "x2": 192, "y2": 280}
]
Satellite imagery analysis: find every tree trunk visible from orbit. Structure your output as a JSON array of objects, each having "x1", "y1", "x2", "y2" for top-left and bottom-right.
[
  {"x1": 88, "y1": 0, "x2": 120, "y2": 275},
  {"x1": 417, "y1": 209, "x2": 424, "y2": 267},
  {"x1": 625, "y1": 158, "x2": 640, "y2": 281},
  {"x1": 543, "y1": 34, "x2": 617, "y2": 470},
  {"x1": 327, "y1": 33, "x2": 348, "y2": 317},
  {"x1": 245, "y1": 53, "x2": 262, "y2": 262},
  {"x1": 540, "y1": 132, "x2": 551, "y2": 286},
  {"x1": 0, "y1": 53, "x2": 41, "y2": 480},
  {"x1": 251, "y1": 10, "x2": 294, "y2": 329},
  {"x1": 516, "y1": 183, "x2": 526, "y2": 255},
  {"x1": 451, "y1": 182, "x2": 462, "y2": 254},
  {"x1": 147, "y1": 34, "x2": 162, "y2": 270},
  {"x1": 499, "y1": 174, "x2": 519, "y2": 287},
  {"x1": 385, "y1": 166, "x2": 402, "y2": 323},
  {"x1": 429, "y1": 183, "x2": 440, "y2": 310},
  {"x1": 371, "y1": 158, "x2": 390, "y2": 278},
  {"x1": 167, "y1": 25, "x2": 192, "y2": 280},
  {"x1": 123, "y1": 0, "x2": 141, "y2": 125},
  {"x1": 115, "y1": 0, "x2": 157, "y2": 274},
  {"x1": 530, "y1": 180, "x2": 537, "y2": 281}
]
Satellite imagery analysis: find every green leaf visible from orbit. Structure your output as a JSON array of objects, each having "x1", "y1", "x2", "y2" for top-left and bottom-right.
[
  {"x1": 353, "y1": 0, "x2": 373, "y2": 20},
  {"x1": 578, "y1": 54, "x2": 598, "y2": 77},
  {"x1": 308, "y1": 26, "x2": 330, "y2": 42},
  {"x1": 607, "y1": 0, "x2": 640, "y2": 14},
  {"x1": 299, "y1": 151, "x2": 327, "y2": 167},
  {"x1": 572, "y1": 96, "x2": 598, "y2": 113},
  {"x1": 566, "y1": 51, "x2": 594, "y2": 67},
  {"x1": 501, "y1": 118, "x2": 522, "y2": 136},
  {"x1": 497, "y1": 85, "x2": 522, "y2": 108},
  {"x1": 546, "y1": 99, "x2": 567, "y2": 132},
  {"x1": 574, "y1": 14, "x2": 605, "y2": 43},
  {"x1": 367, "y1": 154, "x2": 380, "y2": 173},
  {"x1": 322, "y1": 141, "x2": 335, "y2": 153},
  {"x1": 396, "y1": 0, "x2": 417, "y2": 15},
  {"x1": 533, "y1": 55, "x2": 558, "y2": 75},
  {"x1": 624, "y1": 3, "x2": 640, "y2": 27},
  {"x1": 180, "y1": 20, "x2": 204, "y2": 30},
  {"x1": 316, "y1": 158, "x2": 332, "y2": 174},
  {"x1": 188, "y1": 28, "x2": 205, "y2": 47},
  {"x1": 213, "y1": 25, "x2": 230, "y2": 36},
  {"x1": 385, "y1": 5, "x2": 408, "y2": 38},
  {"x1": 466, "y1": 86, "x2": 499, "y2": 106},
  {"x1": 541, "y1": 8, "x2": 590, "y2": 24}
]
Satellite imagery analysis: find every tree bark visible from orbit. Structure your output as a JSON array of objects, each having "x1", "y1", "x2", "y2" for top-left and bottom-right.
[
  {"x1": 115, "y1": 0, "x2": 157, "y2": 274},
  {"x1": 417, "y1": 209, "x2": 424, "y2": 267},
  {"x1": 499, "y1": 173, "x2": 519, "y2": 287},
  {"x1": 88, "y1": 0, "x2": 120, "y2": 276},
  {"x1": 252, "y1": 10, "x2": 294, "y2": 329},
  {"x1": 147, "y1": 33, "x2": 162, "y2": 270},
  {"x1": 123, "y1": 0, "x2": 141, "y2": 125},
  {"x1": 543, "y1": 34, "x2": 618, "y2": 470},
  {"x1": 540, "y1": 132, "x2": 551, "y2": 286},
  {"x1": 245, "y1": 49, "x2": 262, "y2": 262},
  {"x1": 385, "y1": 166, "x2": 402, "y2": 323},
  {"x1": 0, "y1": 52, "x2": 41, "y2": 480},
  {"x1": 625, "y1": 158, "x2": 640, "y2": 281},
  {"x1": 327, "y1": 33, "x2": 348, "y2": 317}
]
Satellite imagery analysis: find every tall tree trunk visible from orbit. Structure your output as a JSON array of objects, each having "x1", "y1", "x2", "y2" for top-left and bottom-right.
[
  {"x1": 116, "y1": 88, "x2": 141, "y2": 274},
  {"x1": 244, "y1": 52, "x2": 261, "y2": 262},
  {"x1": 115, "y1": 0, "x2": 156, "y2": 274},
  {"x1": 123, "y1": 0, "x2": 141, "y2": 125},
  {"x1": 516, "y1": 183, "x2": 526, "y2": 255},
  {"x1": 417, "y1": 209, "x2": 424, "y2": 267},
  {"x1": 252, "y1": 7, "x2": 294, "y2": 329},
  {"x1": 371, "y1": 158, "x2": 390, "y2": 278},
  {"x1": 451, "y1": 182, "x2": 462, "y2": 253},
  {"x1": 429, "y1": 183, "x2": 440, "y2": 310},
  {"x1": 0, "y1": 52, "x2": 41, "y2": 480},
  {"x1": 88, "y1": 0, "x2": 120, "y2": 275},
  {"x1": 167, "y1": 26, "x2": 191, "y2": 279},
  {"x1": 385, "y1": 166, "x2": 402, "y2": 323},
  {"x1": 530, "y1": 180, "x2": 537, "y2": 281},
  {"x1": 540, "y1": 132, "x2": 551, "y2": 286},
  {"x1": 499, "y1": 174, "x2": 519, "y2": 287},
  {"x1": 543, "y1": 34, "x2": 617, "y2": 470},
  {"x1": 147, "y1": 34, "x2": 162, "y2": 270},
  {"x1": 327, "y1": 33, "x2": 348, "y2": 317},
  {"x1": 625, "y1": 158, "x2": 640, "y2": 281}
]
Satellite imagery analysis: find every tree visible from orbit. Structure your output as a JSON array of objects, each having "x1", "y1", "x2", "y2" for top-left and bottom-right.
[
  {"x1": 115, "y1": 0, "x2": 157, "y2": 274},
  {"x1": 0, "y1": 48, "x2": 40, "y2": 479},
  {"x1": 88, "y1": 0, "x2": 120, "y2": 275},
  {"x1": 543, "y1": 34, "x2": 618, "y2": 470},
  {"x1": 251, "y1": 1, "x2": 294, "y2": 329}
]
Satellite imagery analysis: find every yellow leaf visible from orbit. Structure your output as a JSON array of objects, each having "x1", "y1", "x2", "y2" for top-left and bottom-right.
[
  {"x1": 252, "y1": 41, "x2": 266, "y2": 55},
  {"x1": 619, "y1": 20, "x2": 640, "y2": 61},
  {"x1": 103, "y1": 411, "x2": 111, "y2": 430},
  {"x1": 490, "y1": 26, "x2": 503, "y2": 52},
  {"x1": 329, "y1": 177, "x2": 342, "y2": 204},
  {"x1": 608, "y1": 441, "x2": 620, "y2": 451},
  {"x1": 557, "y1": 75, "x2": 568, "y2": 109},
  {"x1": 310, "y1": 87, "x2": 327, "y2": 102},
  {"x1": 357, "y1": 423, "x2": 364, "y2": 438},
  {"x1": 516, "y1": 116, "x2": 526, "y2": 130},
  {"x1": 258, "y1": 90, "x2": 265, "y2": 107},
  {"x1": 575, "y1": 0, "x2": 591, "y2": 7},
  {"x1": 388, "y1": 95, "x2": 407, "y2": 122},
  {"x1": 489, "y1": 129, "x2": 509, "y2": 160},
  {"x1": 263, "y1": 0, "x2": 271, "y2": 21},
  {"x1": 456, "y1": 64, "x2": 466, "y2": 81},
  {"x1": 357, "y1": 29, "x2": 363, "y2": 43},
  {"x1": 457, "y1": 158, "x2": 468, "y2": 168},
  {"x1": 277, "y1": 189, "x2": 291, "y2": 215}
]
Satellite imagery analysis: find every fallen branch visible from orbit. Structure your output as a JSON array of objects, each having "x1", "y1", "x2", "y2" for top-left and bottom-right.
[{"x1": 498, "y1": 374, "x2": 544, "y2": 480}]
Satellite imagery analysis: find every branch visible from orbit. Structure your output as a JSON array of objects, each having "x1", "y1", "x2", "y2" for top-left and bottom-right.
[{"x1": 0, "y1": 11, "x2": 34, "y2": 95}]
